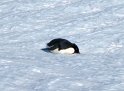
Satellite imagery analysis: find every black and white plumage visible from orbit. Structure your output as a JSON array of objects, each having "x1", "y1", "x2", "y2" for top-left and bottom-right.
[{"x1": 42, "y1": 38, "x2": 80, "y2": 54}]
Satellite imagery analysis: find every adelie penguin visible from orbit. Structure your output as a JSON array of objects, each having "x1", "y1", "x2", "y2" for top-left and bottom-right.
[{"x1": 42, "y1": 38, "x2": 80, "y2": 54}]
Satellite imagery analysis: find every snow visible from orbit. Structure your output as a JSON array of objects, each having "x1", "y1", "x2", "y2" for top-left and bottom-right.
[{"x1": 0, "y1": 0, "x2": 124, "y2": 91}]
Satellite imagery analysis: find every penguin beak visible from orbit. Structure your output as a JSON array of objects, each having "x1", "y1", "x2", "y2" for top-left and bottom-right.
[{"x1": 77, "y1": 52, "x2": 80, "y2": 54}]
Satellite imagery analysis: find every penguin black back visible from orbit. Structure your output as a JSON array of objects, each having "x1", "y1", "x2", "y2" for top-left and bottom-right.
[
  {"x1": 47, "y1": 38, "x2": 72, "y2": 50},
  {"x1": 47, "y1": 38, "x2": 71, "y2": 47}
]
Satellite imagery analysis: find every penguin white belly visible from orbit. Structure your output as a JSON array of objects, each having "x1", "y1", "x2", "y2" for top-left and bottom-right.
[{"x1": 51, "y1": 48, "x2": 75, "y2": 54}]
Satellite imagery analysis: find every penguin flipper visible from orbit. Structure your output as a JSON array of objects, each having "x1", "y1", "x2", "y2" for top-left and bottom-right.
[{"x1": 41, "y1": 48, "x2": 50, "y2": 52}]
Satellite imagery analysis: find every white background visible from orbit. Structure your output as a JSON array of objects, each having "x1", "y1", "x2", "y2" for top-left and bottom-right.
[{"x1": 0, "y1": 0, "x2": 124, "y2": 91}]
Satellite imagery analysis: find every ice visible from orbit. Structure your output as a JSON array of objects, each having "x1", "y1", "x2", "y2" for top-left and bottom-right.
[{"x1": 0, "y1": 0, "x2": 124, "y2": 91}]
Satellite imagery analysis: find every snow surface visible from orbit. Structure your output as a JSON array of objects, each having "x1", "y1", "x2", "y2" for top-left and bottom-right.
[{"x1": 0, "y1": 0, "x2": 124, "y2": 91}]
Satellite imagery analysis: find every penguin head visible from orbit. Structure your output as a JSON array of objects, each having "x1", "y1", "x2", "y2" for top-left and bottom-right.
[{"x1": 72, "y1": 43, "x2": 80, "y2": 54}]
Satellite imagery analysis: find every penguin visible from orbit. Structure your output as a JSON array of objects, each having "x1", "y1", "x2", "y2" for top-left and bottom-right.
[{"x1": 42, "y1": 38, "x2": 80, "y2": 54}]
